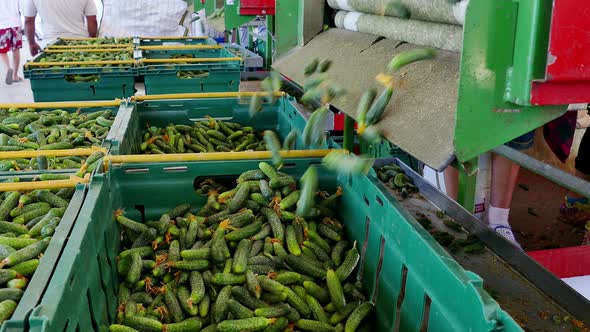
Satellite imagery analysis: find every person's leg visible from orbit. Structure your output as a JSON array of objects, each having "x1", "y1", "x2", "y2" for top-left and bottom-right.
[
  {"x1": 443, "y1": 167, "x2": 459, "y2": 200},
  {"x1": 0, "y1": 28, "x2": 13, "y2": 84},
  {"x1": 11, "y1": 27, "x2": 22, "y2": 81}
]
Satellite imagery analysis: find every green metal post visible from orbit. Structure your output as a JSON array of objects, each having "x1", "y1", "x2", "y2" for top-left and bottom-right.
[
  {"x1": 265, "y1": 15, "x2": 274, "y2": 70},
  {"x1": 343, "y1": 115, "x2": 355, "y2": 152},
  {"x1": 457, "y1": 158, "x2": 478, "y2": 212},
  {"x1": 248, "y1": 26, "x2": 254, "y2": 50},
  {"x1": 235, "y1": 28, "x2": 241, "y2": 45}
]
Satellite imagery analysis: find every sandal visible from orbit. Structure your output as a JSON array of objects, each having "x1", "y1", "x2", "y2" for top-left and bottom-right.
[
  {"x1": 5, "y1": 69, "x2": 13, "y2": 85},
  {"x1": 490, "y1": 224, "x2": 522, "y2": 249}
]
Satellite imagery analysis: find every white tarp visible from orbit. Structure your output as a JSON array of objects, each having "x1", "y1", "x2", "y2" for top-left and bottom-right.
[{"x1": 99, "y1": 0, "x2": 189, "y2": 37}]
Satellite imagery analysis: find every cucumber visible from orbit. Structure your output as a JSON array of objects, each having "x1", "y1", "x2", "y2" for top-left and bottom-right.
[
  {"x1": 246, "y1": 270, "x2": 262, "y2": 299},
  {"x1": 296, "y1": 319, "x2": 335, "y2": 332},
  {"x1": 109, "y1": 324, "x2": 140, "y2": 332},
  {"x1": 173, "y1": 260, "x2": 210, "y2": 271},
  {"x1": 38, "y1": 142, "x2": 74, "y2": 150},
  {"x1": 0, "y1": 270, "x2": 17, "y2": 284},
  {"x1": 232, "y1": 239, "x2": 251, "y2": 274},
  {"x1": 0, "y1": 245, "x2": 16, "y2": 261},
  {"x1": 38, "y1": 173, "x2": 69, "y2": 181},
  {"x1": 331, "y1": 241, "x2": 349, "y2": 266},
  {"x1": 167, "y1": 204, "x2": 191, "y2": 219},
  {"x1": 275, "y1": 271, "x2": 302, "y2": 285},
  {"x1": 11, "y1": 259, "x2": 39, "y2": 277},
  {"x1": 285, "y1": 254, "x2": 326, "y2": 278},
  {"x1": 211, "y1": 273, "x2": 247, "y2": 286},
  {"x1": 329, "y1": 302, "x2": 358, "y2": 325},
  {"x1": 0, "y1": 288, "x2": 23, "y2": 302},
  {"x1": 118, "y1": 246, "x2": 153, "y2": 259},
  {"x1": 263, "y1": 317, "x2": 288, "y2": 332},
  {"x1": 306, "y1": 295, "x2": 329, "y2": 323},
  {"x1": 116, "y1": 216, "x2": 149, "y2": 234},
  {"x1": 285, "y1": 225, "x2": 301, "y2": 256},
  {"x1": 217, "y1": 317, "x2": 273, "y2": 332},
  {"x1": 0, "y1": 222, "x2": 28, "y2": 236},
  {"x1": 254, "y1": 304, "x2": 290, "y2": 318},
  {"x1": 335, "y1": 244, "x2": 360, "y2": 281},
  {"x1": 189, "y1": 271, "x2": 206, "y2": 304},
  {"x1": 13, "y1": 205, "x2": 52, "y2": 225},
  {"x1": 231, "y1": 286, "x2": 268, "y2": 310},
  {"x1": 226, "y1": 183, "x2": 249, "y2": 213},
  {"x1": 0, "y1": 300, "x2": 17, "y2": 323},
  {"x1": 163, "y1": 285, "x2": 185, "y2": 323},
  {"x1": 213, "y1": 285, "x2": 232, "y2": 323},
  {"x1": 2, "y1": 238, "x2": 49, "y2": 267},
  {"x1": 261, "y1": 208, "x2": 283, "y2": 243},
  {"x1": 228, "y1": 299, "x2": 254, "y2": 319},
  {"x1": 0, "y1": 193, "x2": 20, "y2": 221},
  {"x1": 388, "y1": 48, "x2": 436, "y2": 71},
  {"x1": 121, "y1": 316, "x2": 163, "y2": 332},
  {"x1": 284, "y1": 287, "x2": 311, "y2": 317},
  {"x1": 326, "y1": 269, "x2": 346, "y2": 311},
  {"x1": 10, "y1": 202, "x2": 51, "y2": 218},
  {"x1": 164, "y1": 319, "x2": 203, "y2": 332},
  {"x1": 125, "y1": 253, "x2": 142, "y2": 286},
  {"x1": 304, "y1": 58, "x2": 319, "y2": 76},
  {"x1": 224, "y1": 220, "x2": 262, "y2": 242},
  {"x1": 181, "y1": 248, "x2": 210, "y2": 261},
  {"x1": 199, "y1": 294, "x2": 210, "y2": 318}
]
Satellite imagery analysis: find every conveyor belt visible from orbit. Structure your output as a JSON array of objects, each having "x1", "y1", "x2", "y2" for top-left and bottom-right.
[
  {"x1": 274, "y1": 28, "x2": 458, "y2": 170},
  {"x1": 374, "y1": 158, "x2": 590, "y2": 330}
]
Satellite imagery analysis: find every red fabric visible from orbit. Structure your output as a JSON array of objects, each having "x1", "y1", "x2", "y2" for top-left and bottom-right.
[{"x1": 0, "y1": 27, "x2": 22, "y2": 53}]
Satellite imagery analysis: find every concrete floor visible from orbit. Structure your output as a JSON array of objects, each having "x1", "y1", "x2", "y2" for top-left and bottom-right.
[{"x1": 0, "y1": 45, "x2": 33, "y2": 103}]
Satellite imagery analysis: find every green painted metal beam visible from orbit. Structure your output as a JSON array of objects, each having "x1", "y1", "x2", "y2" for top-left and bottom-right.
[
  {"x1": 454, "y1": 0, "x2": 566, "y2": 163},
  {"x1": 195, "y1": 0, "x2": 216, "y2": 15}
]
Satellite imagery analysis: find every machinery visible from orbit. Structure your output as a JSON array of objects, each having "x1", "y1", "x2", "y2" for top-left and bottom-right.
[{"x1": 271, "y1": 0, "x2": 590, "y2": 329}]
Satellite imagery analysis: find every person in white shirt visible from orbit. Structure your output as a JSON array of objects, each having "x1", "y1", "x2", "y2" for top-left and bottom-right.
[
  {"x1": 0, "y1": 0, "x2": 23, "y2": 85},
  {"x1": 23, "y1": 0, "x2": 98, "y2": 55}
]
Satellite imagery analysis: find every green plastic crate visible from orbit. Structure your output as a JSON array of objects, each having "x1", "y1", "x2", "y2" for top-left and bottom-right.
[
  {"x1": 0, "y1": 103, "x2": 125, "y2": 176},
  {"x1": 28, "y1": 158, "x2": 521, "y2": 331},
  {"x1": 139, "y1": 48, "x2": 242, "y2": 94},
  {"x1": 24, "y1": 53, "x2": 136, "y2": 102},
  {"x1": 0, "y1": 173, "x2": 86, "y2": 332},
  {"x1": 110, "y1": 95, "x2": 332, "y2": 155}
]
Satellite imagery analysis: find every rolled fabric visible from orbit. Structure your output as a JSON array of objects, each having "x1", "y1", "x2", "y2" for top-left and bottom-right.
[
  {"x1": 335, "y1": 10, "x2": 462, "y2": 52},
  {"x1": 328, "y1": 0, "x2": 466, "y2": 25}
]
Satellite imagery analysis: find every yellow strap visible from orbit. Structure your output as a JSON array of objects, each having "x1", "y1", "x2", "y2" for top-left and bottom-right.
[
  {"x1": 0, "y1": 174, "x2": 90, "y2": 192},
  {"x1": 141, "y1": 57, "x2": 242, "y2": 64},
  {"x1": 141, "y1": 36, "x2": 208, "y2": 40},
  {"x1": 25, "y1": 60, "x2": 137, "y2": 67},
  {"x1": 0, "y1": 100, "x2": 120, "y2": 109},
  {"x1": 43, "y1": 48, "x2": 134, "y2": 53},
  {"x1": 0, "y1": 147, "x2": 107, "y2": 160},
  {"x1": 104, "y1": 150, "x2": 340, "y2": 170},
  {"x1": 47, "y1": 44, "x2": 133, "y2": 49},
  {"x1": 139, "y1": 45, "x2": 222, "y2": 50},
  {"x1": 132, "y1": 91, "x2": 285, "y2": 101}
]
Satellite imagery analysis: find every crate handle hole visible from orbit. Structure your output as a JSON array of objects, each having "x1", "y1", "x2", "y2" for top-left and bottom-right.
[
  {"x1": 62, "y1": 319, "x2": 70, "y2": 332},
  {"x1": 363, "y1": 195, "x2": 370, "y2": 207},
  {"x1": 348, "y1": 175, "x2": 353, "y2": 187},
  {"x1": 281, "y1": 162, "x2": 297, "y2": 169},
  {"x1": 163, "y1": 166, "x2": 188, "y2": 172},
  {"x1": 393, "y1": 266, "x2": 409, "y2": 332},
  {"x1": 357, "y1": 216, "x2": 371, "y2": 283},
  {"x1": 134, "y1": 205, "x2": 146, "y2": 223},
  {"x1": 419, "y1": 295, "x2": 432, "y2": 332},
  {"x1": 376, "y1": 195, "x2": 383, "y2": 207},
  {"x1": 86, "y1": 289, "x2": 100, "y2": 331},
  {"x1": 124, "y1": 168, "x2": 149, "y2": 174},
  {"x1": 371, "y1": 236, "x2": 386, "y2": 304},
  {"x1": 90, "y1": 85, "x2": 96, "y2": 96}
]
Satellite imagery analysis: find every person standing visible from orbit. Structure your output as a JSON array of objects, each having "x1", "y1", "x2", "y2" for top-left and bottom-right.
[
  {"x1": 23, "y1": 0, "x2": 98, "y2": 56},
  {"x1": 0, "y1": 0, "x2": 23, "y2": 85}
]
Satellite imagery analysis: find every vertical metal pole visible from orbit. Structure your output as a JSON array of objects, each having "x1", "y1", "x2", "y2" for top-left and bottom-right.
[
  {"x1": 235, "y1": 27, "x2": 241, "y2": 45},
  {"x1": 458, "y1": 158, "x2": 478, "y2": 212},
  {"x1": 265, "y1": 15, "x2": 274, "y2": 70},
  {"x1": 343, "y1": 115, "x2": 355, "y2": 152},
  {"x1": 248, "y1": 25, "x2": 254, "y2": 50}
]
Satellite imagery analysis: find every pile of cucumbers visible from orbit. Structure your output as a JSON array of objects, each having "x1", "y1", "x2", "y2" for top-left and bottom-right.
[
  {"x1": 60, "y1": 37, "x2": 133, "y2": 46},
  {"x1": 38, "y1": 51, "x2": 133, "y2": 67},
  {"x1": 140, "y1": 119, "x2": 270, "y2": 154},
  {"x1": 0, "y1": 175, "x2": 77, "y2": 323},
  {"x1": 111, "y1": 162, "x2": 373, "y2": 332},
  {"x1": 0, "y1": 107, "x2": 114, "y2": 172},
  {"x1": 375, "y1": 163, "x2": 416, "y2": 199}
]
